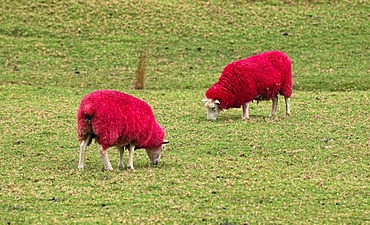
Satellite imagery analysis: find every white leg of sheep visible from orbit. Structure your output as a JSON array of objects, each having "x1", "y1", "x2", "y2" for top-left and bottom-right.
[
  {"x1": 285, "y1": 96, "x2": 291, "y2": 116},
  {"x1": 100, "y1": 146, "x2": 113, "y2": 171},
  {"x1": 117, "y1": 146, "x2": 124, "y2": 168},
  {"x1": 78, "y1": 135, "x2": 91, "y2": 169},
  {"x1": 127, "y1": 143, "x2": 135, "y2": 170},
  {"x1": 242, "y1": 102, "x2": 250, "y2": 119},
  {"x1": 270, "y1": 96, "x2": 278, "y2": 117}
]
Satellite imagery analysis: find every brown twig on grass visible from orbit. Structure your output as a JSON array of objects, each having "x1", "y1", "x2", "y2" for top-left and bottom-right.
[{"x1": 133, "y1": 50, "x2": 150, "y2": 90}]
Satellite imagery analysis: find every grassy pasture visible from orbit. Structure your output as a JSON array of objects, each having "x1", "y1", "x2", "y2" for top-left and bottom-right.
[{"x1": 0, "y1": 0, "x2": 369, "y2": 224}]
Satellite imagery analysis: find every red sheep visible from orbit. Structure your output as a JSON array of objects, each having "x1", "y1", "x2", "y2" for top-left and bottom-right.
[
  {"x1": 77, "y1": 90, "x2": 168, "y2": 170},
  {"x1": 202, "y1": 51, "x2": 292, "y2": 121}
]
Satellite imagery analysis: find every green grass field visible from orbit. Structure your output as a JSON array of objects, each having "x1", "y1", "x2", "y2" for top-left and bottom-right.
[{"x1": 1, "y1": 0, "x2": 369, "y2": 224}]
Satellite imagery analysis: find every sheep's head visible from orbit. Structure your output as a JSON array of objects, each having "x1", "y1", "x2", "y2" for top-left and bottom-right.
[
  {"x1": 146, "y1": 140, "x2": 169, "y2": 165},
  {"x1": 202, "y1": 98, "x2": 222, "y2": 121}
]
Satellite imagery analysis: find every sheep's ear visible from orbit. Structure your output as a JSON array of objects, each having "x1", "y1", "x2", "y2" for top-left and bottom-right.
[
  {"x1": 215, "y1": 100, "x2": 220, "y2": 105},
  {"x1": 162, "y1": 140, "x2": 169, "y2": 145},
  {"x1": 201, "y1": 99, "x2": 208, "y2": 104}
]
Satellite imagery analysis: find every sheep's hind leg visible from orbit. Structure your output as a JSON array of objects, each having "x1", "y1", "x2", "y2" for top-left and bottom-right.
[
  {"x1": 78, "y1": 135, "x2": 91, "y2": 169},
  {"x1": 100, "y1": 146, "x2": 113, "y2": 171},
  {"x1": 242, "y1": 102, "x2": 250, "y2": 120},
  {"x1": 269, "y1": 96, "x2": 278, "y2": 117},
  {"x1": 117, "y1": 146, "x2": 124, "y2": 169},
  {"x1": 127, "y1": 144, "x2": 135, "y2": 170},
  {"x1": 285, "y1": 96, "x2": 291, "y2": 116}
]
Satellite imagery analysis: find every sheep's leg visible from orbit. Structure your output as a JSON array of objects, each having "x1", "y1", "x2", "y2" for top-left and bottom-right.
[
  {"x1": 242, "y1": 102, "x2": 250, "y2": 120},
  {"x1": 117, "y1": 146, "x2": 124, "y2": 169},
  {"x1": 127, "y1": 143, "x2": 135, "y2": 170},
  {"x1": 100, "y1": 146, "x2": 113, "y2": 171},
  {"x1": 285, "y1": 96, "x2": 291, "y2": 116},
  {"x1": 78, "y1": 135, "x2": 90, "y2": 169},
  {"x1": 270, "y1": 96, "x2": 278, "y2": 117}
]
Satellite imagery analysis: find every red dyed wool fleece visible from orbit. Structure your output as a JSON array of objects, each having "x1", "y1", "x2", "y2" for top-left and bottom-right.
[
  {"x1": 77, "y1": 90, "x2": 165, "y2": 150},
  {"x1": 206, "y1": 51, "x2": 292, "y2": 109}
]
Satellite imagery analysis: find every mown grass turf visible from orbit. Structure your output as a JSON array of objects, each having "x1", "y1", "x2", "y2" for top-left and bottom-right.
[
  {"x1": 1, "y1": 0, "x2": 368, "y2": 91},
  {"x1": 0, "y1": 0, "x2": 369, "y2": 224}
]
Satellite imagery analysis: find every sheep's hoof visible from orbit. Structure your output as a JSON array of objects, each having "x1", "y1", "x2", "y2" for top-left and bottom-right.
[
  {"x1": 103, "y1": 166, "x2": 113, "y2": 171},
  {"x1": 242, "y1": 117, "x2": 249, "y2": 120},
  {"x1": 151, "y1": 160, "x2": 160, "y2": 165},
  {"x1": 127, "y1": 166, "x2": 134, "y2": 170}
]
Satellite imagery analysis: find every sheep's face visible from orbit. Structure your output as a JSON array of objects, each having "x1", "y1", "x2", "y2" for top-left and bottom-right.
[
  {"x1": 146, "y1": 140, "x2": 169, "y2": 165},
  {"x1": 202, "y1": 99, "x2": 222, "y2": 121}
]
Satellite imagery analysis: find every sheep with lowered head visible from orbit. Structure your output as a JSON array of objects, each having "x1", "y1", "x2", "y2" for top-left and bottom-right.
[
  {"x1": 77, "y1": 90, "x2": 168, "y2": 170},
  {"x1": 202, "y1": 51, "x2": 292, "y2": 121}
]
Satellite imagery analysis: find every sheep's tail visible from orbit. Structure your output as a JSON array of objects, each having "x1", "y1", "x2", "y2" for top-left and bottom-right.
[
  {"x1": 84, "y1": 131, "x2": 94, "y2": 146},
  {"x1": 77, "y1": 104, "x2": 96, "y2": 145}
]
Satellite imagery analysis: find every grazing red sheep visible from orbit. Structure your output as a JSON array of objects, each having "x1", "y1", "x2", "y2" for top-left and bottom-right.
[
  {"x1": 77, "y1": 90, "x2": 168, "y2": 170},
  {"x1": 202, "y1": 51, "x2": 292, "y2": 121}
]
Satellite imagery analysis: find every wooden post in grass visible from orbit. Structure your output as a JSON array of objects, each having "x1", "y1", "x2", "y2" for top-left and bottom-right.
[{"x1": 133, "y1": 50, "x2": 150, "y2": 90}]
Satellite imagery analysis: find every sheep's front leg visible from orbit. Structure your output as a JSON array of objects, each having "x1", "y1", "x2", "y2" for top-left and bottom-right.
[
  {"x1": 270, "y1": 96, "x2": 278, "y2": 117},
  {"x1": 100, "y1": 146, "x2": 113, "y2": 171},
  {"x1": 117, "y1": 146, "x2": 124, "y2": 169},
  {"x1": 285, "y1": 96, "x2": 291, "y2": 116},
  {"x1": 242, "y1": 102, "x2": 250, "y2": 120},
  {"x1": 127, "y1": 143, "x2": 135, "y2": 170},
  {"x1": 78, "y1": 135, "x2": 90, "y2": 169}
]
